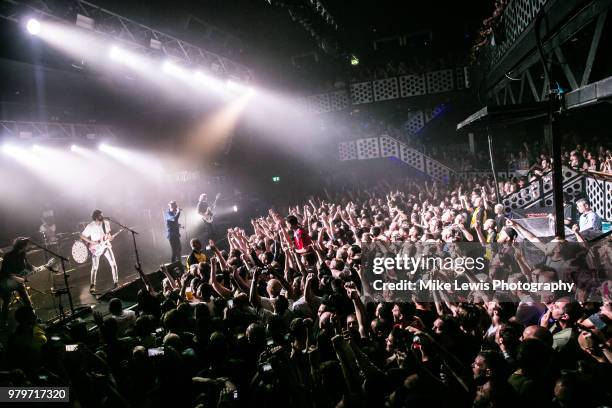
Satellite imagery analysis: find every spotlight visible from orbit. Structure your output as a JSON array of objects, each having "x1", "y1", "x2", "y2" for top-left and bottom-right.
[
  {"x1": 32, "y1": 144, "x2": 42, "y2": 152},
  {"x1": 350, "y1": 55, "x2": 359, "y2": 66},
  {"x1": 233, "y1": 205, "x2": 238, "y2": 213},
  {"x1": 71, "y1": 144, "x2": 78, "y2": 152},
  {"x1": 226, "y1": 79, "x2": 251, "y2": 93},
  {"x1": 98, "y1": 143, "x2": 108, "y2": 151},
  {"x1": 194, "y1": 71, "x2": 211, "y2": 83},
  {"x1": 109, "y1": 46, "x2": 121, "y2": 60},
  {"x1": 162, "y1": 60, "x2": 175, "y2": 73},
  {"x1": 26, "y1": 18, "x2": 41, "y2": 35}
]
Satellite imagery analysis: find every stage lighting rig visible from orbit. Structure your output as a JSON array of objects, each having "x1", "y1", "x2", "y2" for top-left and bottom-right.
[
  {"x1": 26, "y1": 18, "x2": 41, "y2": 35},
  {"x1": 0, "y1": 0, "x2": 253, "y2": 81},
  {"x1": 0, "y1": 120, "x2": 115, "y2": 142}
]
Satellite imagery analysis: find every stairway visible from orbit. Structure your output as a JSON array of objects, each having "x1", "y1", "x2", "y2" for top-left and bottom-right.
[
  {"x1": 338, "y1": 135, "x2": 455, "y2": 181},
  {"x1": 501, "y1": 167, "x2": 584, "y2": 214}
]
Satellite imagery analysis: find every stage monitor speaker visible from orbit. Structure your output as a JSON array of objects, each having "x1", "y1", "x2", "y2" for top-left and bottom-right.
[{"x1": 98, "y1": 270, "x2": 165, "y2": 302}]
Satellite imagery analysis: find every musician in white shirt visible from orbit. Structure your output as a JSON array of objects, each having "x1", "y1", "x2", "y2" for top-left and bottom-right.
[{"x1": 80, "y1": 210, "x2": 118, "y2": 294}]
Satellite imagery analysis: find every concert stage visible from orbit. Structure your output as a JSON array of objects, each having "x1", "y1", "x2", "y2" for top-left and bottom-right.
[{"x1": 13, "y1": 232, "x2": 169, "y2": 324}]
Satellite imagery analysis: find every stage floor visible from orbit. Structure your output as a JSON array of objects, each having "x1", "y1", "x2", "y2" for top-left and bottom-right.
[{"x1": 19, "y1": 235, "x2": 168, "y2": 323}]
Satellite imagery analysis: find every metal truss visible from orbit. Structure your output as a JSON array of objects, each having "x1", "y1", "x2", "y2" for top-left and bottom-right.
[
  {"x1": 476, "y1": 0, "x2": 612, "y2": 109},
  {"x1": 489, "y1": 1, "x2": 612, "y2": 105},
  {"x1": 0, "y1": 0, "x2": 253, "y2": 80},
  {"x1": 0, "y1": 120, "x2": 116, "y2": 140}
]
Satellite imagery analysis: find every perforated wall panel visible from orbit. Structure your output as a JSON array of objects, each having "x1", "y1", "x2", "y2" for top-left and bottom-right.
[
  {"x1": 399, "y1": 144, "x2": 425, "y2": 172},
  {"x1": 456, "y1": 67, "x2": 471, "y2": 89},
  {"x1": 379, "y1": 135, "x2": 399, "y2": 158},
  {"x1": 606, "y1": 181, "x2": 612, "y2": 221},
  {"x1": 357, "y1": 137, "x2": 380, "y2": 159},
  {"x1": 425, "y1": 158, "x2": 451, "y2": 181},
  {"x1": 295, "y1": 96, "x2": 309, "y2": 113},
  {"x1": 350, "y1": 82, "x2": 373, "y2": 104},
  {"x1": 427, "y1": 69, "x2": 454, "y2": 94},
  {"x1": 586, "y1": 177, "x2": 609, "y2": 221},
  {"x1": 308, "y1": 93, "x2": 331, "y2": 114},
  {"x1": 338, "y1": 141, "x2": 357, "y2": 161},
  {"x1": 399, "y1": 74, "x2": 426, "y2": 97},
  {"x1": 373, "y1": 78, "x2": 399, "y2": 101},
  {"x1": 404, "y1": 111, "x2": 425, "y2": 135},
  {"x1": 501, "y1": 167, "x2": 583, "y2": 214},
  {"x1": 329, "y1": 90, "x2": 349, "y2": 111},
  {"x1": 491, "y1": 0, "x2": 547, "y2": 65}
]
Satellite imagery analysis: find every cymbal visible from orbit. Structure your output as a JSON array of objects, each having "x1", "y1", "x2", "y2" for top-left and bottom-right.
[{"x1": 56, "y1": 232, "x2": 78, "y2": 237}]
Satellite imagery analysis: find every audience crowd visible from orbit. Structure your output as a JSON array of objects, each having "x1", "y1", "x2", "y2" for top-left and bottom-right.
[{"x1": 1, "y1": 174, "x2": 610, "y2": 408}]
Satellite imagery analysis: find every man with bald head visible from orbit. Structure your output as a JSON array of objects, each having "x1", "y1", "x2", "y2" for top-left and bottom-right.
[
  {"x1": 249, "y1": 267, "x2": 292, "y2": 315},
  {"x1": 521, "y1": 325, "x2": 553, "y2": 347}
]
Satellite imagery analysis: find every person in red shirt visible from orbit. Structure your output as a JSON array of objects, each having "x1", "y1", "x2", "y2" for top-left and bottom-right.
[{"x1": 285, "y1": 215, "x2": 312, "y2": 253}]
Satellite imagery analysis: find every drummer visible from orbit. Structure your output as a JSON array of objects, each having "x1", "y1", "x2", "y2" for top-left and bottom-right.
[{"x1": 39, "y1": 203, "x2": 57, "y2": 244}]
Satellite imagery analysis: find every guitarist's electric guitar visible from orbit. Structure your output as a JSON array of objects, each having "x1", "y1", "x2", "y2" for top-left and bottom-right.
[
  {"x1": 0, "y1": 257, "x2": 56, "y2": 282},
  {"x1": 89, "y1": 229, "x2": 124, "y2": 257},
  {"x1": 23, "y1": 258, "x2": 57, "y2": 277},
  {"x1": 201, "y1": 193, "x2": 221, "y2": 223}
]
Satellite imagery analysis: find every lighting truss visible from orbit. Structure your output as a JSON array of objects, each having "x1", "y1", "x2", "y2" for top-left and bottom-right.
[
  {"x1": 0, "y1": 0, "x2": 253, "y2": 80},
  {"x1": 0, "y1": 120, "x2": 116, "y2": 141}
]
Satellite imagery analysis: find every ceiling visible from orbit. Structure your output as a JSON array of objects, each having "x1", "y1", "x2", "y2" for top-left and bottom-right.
[{"x1": 0, "y1": 0, "x2": 491, "y2": 124}]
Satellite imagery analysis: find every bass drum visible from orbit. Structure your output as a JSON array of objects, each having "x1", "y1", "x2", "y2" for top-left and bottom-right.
[{"x1": 71, "y1": 240, "x2": 90, "y2": 264}]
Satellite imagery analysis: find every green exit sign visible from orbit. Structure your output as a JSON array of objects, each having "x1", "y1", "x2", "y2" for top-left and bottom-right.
[{"x1": 272, "y1": 176, "x2": 280, "y2": 182}]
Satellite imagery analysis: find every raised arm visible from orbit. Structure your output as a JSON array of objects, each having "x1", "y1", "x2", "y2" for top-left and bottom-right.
[
  {"x1": 505, "y1": 219, "x2": 547, "y2": 252},
  {"x1": 209, "y1": 258, "x2": 233, "y2": 300},
  {"x1": 456, "y1": 223, "x2": 474, "y2": 242},
  {"x1": 474, "y1": 220, "x2": 486, "y2": 245},
  {"x1": 209, "y1": 240, "x2": 229, "y2": 272},
  {"x1": 348, "y1": 288, "x2": 369, "y2": 338},
  {"x1": 249, "y1": 267, "x2": 263, "y2": 308}
]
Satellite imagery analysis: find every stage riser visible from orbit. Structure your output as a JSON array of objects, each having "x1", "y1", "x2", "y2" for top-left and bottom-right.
[{"x1": 97, "y1": 270, "x2": 165, "y2": 302}]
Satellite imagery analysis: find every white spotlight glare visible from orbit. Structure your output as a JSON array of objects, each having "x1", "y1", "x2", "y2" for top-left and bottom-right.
[
  {"x1": 194, "y1": 71, "x2": 205, "y2": 81},
  {"x1": 26, "y1": 18, "x2": 41, "y2": 35},
  {"x1": 32, "y1": 144, "x2": 42, "y2": 152},
  {"x1": 227, "y1": 79, "x2": 252, "y2": 94},
  {"x1": 162, "y1": 60, "x2": 175, "y2": 73},
  {"x1": 98, "y1": 143, "x2": 108, "y2": 152},
  {"x1": 71, "y1": 144, "x2": 78, "y2": 152},
  {"x1": 109, "y1": 46, "x2": 121, "y2": 60},
  {"x1": 233, "y1": 205, "x2": 238, "y2": 213},
  {"x1": 2, "y1": 144, "x2": 14, "y2": 154}
]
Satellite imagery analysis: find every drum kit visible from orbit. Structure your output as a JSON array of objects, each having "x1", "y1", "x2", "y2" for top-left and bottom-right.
[{"x1": 40, "y1": 222, "x2": 92, "y2": 265}]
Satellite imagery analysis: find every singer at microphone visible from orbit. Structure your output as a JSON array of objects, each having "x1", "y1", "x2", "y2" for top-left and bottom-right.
[{"x1": 164, "y1": 200, "x2": 183, "y2": 264}]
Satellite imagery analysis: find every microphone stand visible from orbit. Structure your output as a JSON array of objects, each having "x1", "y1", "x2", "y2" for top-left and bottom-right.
[
  {"x1": 106, "y1": 217, "x2": 142, "y2": 273},
  {"x1": 26, "y1": 239, "x2": 74, "y2": 317}
]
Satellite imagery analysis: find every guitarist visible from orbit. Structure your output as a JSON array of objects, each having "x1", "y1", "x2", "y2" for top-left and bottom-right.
[
  {"x1": 0, "y1": 237, "x2": 35, "y2": 325},
  {"x1": 197, "y1": 193, "x2": 219, "y2": 244},
  {"x1": 80, "y1": 210, "x2": 119, "y2": 294}
]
